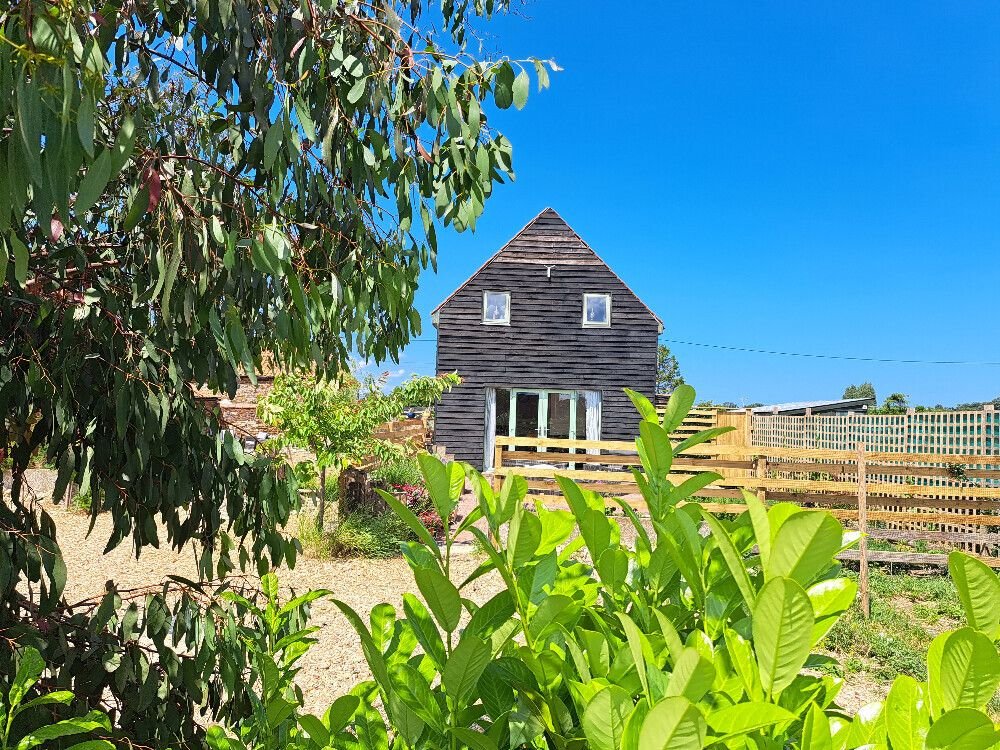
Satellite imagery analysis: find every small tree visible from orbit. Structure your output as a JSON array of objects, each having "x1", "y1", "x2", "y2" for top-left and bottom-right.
[
  {"x1": 882, "y1": 392, "x2": 910, "y2": 414},
  {"x1": 655, "y1": 343, "x2": 685, "y2": 396},
  {"x1": 259, "y1": 371, "x2": 459, "y2": 529},
  {"x1": 843, "y1": 382, "x2": 877, "y2": 401}
]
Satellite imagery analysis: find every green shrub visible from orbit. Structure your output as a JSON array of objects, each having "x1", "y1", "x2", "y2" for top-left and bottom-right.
[
  {"x1": 209, "y1": 385, "x2": 1000, "y2": 749},
  {"x1": 329, "y1": 512, "x2": 415, "y2": 559},
  {"x1": 370, "y1": 454, "x2": 423, "y2": 487}
]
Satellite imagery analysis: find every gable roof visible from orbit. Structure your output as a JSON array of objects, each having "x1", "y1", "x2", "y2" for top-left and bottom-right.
[{"x1": 431, "y1": 208, "x2": 663, "y2": 331}]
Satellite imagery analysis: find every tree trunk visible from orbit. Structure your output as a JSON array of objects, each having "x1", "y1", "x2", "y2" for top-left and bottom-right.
[
  {"x1": 316, "y1": 467, "x2": 327, "y2": 531},
  {"x1": 338, "y1": 466, "x2": 387, "y2": 517}
]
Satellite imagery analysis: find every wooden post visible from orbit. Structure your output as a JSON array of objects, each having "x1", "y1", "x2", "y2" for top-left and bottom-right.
[
  {"x1": 744, "y1": 408, "x2": 753, "y2": 449},
  {"x1": 857, "y1": 442, "x2": 870, "y2": 618},
  {"x1": 492, "y1": 442, "x2": 503, "y2": 492},
  {"x1": 755, "y1": 455, "x2": 767, "y2": 504}
]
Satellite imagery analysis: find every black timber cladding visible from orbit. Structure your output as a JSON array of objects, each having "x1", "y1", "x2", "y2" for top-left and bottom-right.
[{"x1": 433, "y1": 208, "x2": 661, "y2": 468}]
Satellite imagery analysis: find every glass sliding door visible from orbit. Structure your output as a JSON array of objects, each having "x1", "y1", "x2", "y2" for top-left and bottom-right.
[
  {"x1": 512, "y1": 391, "x2": 542, "y2": 439},
  {"x1": 485, "y1": 387, "x2": 602, "y2": 468}
]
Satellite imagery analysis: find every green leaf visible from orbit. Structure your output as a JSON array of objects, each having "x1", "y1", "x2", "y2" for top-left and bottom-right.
[
  {"x1": 665, "y1": 647, "x2": 716, "y2": 703},
  {"x1": 449, "y1": 727, "x2": 498, "y2": 750},
  {"x1": 465, "y1": 590, "x2": 516, "y2": 641},
  {"x1": 263, "y1": 121, "x2": 284, "y2": 170},
  {"x1": 324, "y1": 694, "x2": 361, "y2": 732},
  {"x1": 744, "y1": 490, "x2": 772, "y2": 573},
  {"x1": 294, "y1": 96, "x2": 316, "y2": 141},
  {"x1": 375, "y1": 488, "x2": 441, "y2": 561},
  {"x1": 493, "y1": 62, "x2": 515, "y2": 109},
  {"x1": 800, "y1": 702, "x2": 833, "y2": 750},
  {"x1": 706, "y1": 702, "x2": 795, "y2": 739},
  {"x1": 77, "y1": 95, "x2": 96, "y2": 157},
  {"x1": 807, "y1": 577, "x2": 858, "y2": 645},
  {"x1": 512, "y1": 69, "x2": 530, "y2": 110},
  {"x1": 638, "y1": 421, "x2": 672, "y2": 479},
  {"x1": 949, "y1": 551, "x2": 1000, "y2": 638},
  {"x1": 700, "y1": 510, "x2": 756, "y2": 613},
  {"x1": 637, "y1": 696, "x2": 706, "y2": 750},
  {"x1": 9, "y1": 647, "x2": 45, "y2": 708},
  {"x1": 767, "y1": 510, "x2": 842, "y2": 586},
  {"x1": 673, "y1": 426, "x2": 735, "y2": 455},
  {"x1": 925, "y1": 708, "x2": 999, "y2": 750},
  {"x1": 661, "y1": 383, "x2": 696, "y2": 434},
  {"x1": 331, "y1": 599, "x2": 390, "y2": 691},
  {"x1": 617, "y1": 612, "x2": 651, "y2": 698},
  {"x1": 417, "y1": 453, "x2": 463, "y2": 522},
  {"x1": 885, "y1": 675, "x2": 929, "y2": 750},
  {"x1": 752, "y1": 576, "x2": 814, "y2": 697},
  {"x1": 934, "y1": 627, "x2": 1000, "y2": 712},
  {"x1": 10, "y1": 234, "x2": 28, "y2": 285},
  {"x1": 75, "y1": 150, "x2": 112, "y2": 216},
  {"x1": 508, "y1": 507, "x2": 541, "y2": 568},
  {"x1": 442, "y1": 634, "x2": 490, "y2": 706},
  {"x1": 16, "y1": 711, "x2": 110, "y2": 750},
  {"x1": 582, "y1": 685, "x2": 631, "y2": 750},
  {"x1": 401, "y1": 593, "x2": 448, "y2": 668},
  {"x1": 625, "y1": 387, "x2": 659, "y2": 423},
  {"x1": 413, "y1": 566, "x2": 462, "y2": 633},
  {"x1": 388, "y1": 662, "x2": 445, "y2": 730}
]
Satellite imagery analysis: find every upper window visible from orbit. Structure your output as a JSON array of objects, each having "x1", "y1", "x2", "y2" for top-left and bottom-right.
[
  {"x1": 483, "y1": 291, "x2": 510, "y2": 325},
  {"x1": 583, "y1": 293, "x2": 611, "y2": 327}
]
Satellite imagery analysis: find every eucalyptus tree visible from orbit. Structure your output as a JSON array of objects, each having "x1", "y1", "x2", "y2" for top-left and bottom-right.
[{"x1": 0, "y1": 0, "x2": 552, "y2": 744}]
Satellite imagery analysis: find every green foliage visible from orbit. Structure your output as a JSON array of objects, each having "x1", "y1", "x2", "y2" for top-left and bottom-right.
[
  {"x1": 225, "y1": 387, "x2": 864, "y2": 748},
  {"x1": 0, "y1": 0, "x2": 545, "y2": 743},
  {"x1": 370, "y1": 454, "x2": 423, "y2": 487},
  {"x1": 843, "y1": 382, "x2": 877, "y2": 401},
  {"x1": 259, "y1": 371, "x2": 459, "y2": 471},
  {"x1": 655, "y1": 343, "x2": 685, "y2": 396},
  {"x1": 329, "y1": 512, "x2": 416, "y2": 559},
  {"x1": 1, "y1": 646, "x2": 113, "y2": 750}
]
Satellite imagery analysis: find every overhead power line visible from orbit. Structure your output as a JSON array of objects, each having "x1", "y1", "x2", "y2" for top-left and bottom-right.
[
  {"x1": 664, "y1": 339, "x2": 1000, "y2": 367},
  {"x1": 400, "y1": 335, "x2": 1000, "y2": 366}
]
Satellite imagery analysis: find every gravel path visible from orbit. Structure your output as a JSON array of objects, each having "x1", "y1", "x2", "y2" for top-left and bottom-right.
[{"x1": 45, "y1": 498, "x2": 501, "y2": 715}]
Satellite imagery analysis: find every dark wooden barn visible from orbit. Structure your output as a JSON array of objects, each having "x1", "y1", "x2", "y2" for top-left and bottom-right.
[{"x1": 431, "y1": 208, "x2": 662, "y2": 469}]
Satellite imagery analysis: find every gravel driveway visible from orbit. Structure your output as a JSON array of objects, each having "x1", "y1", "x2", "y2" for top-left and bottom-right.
[{"x1": 22, "y1": 478, "x2": 501, "y2": 715}]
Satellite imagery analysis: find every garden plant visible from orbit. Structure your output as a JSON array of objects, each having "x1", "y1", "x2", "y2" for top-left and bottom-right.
[{"x1": 205, "y1": 386, "x2": 1000, "y2": 749}]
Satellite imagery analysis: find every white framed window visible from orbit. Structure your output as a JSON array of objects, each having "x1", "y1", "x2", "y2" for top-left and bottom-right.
[
  {"x1": 582, "y1": 293, "x2": 611, "y2": 327},
  {"x1": 482, "y1": 291, "x2": 510, "y2": 325}
]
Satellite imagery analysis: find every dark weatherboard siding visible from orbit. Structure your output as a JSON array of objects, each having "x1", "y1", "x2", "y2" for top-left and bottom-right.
[{"x1": 433, "y1": 209, "x2": 660, "y2": 468}]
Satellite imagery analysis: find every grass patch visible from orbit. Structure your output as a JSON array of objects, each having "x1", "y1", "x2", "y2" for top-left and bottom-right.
[
  {"x1": 295, "y1": 507, "x2": 417, "y2": 559},
  {"x1": 329, "y1": 512, "x2": 416, "y2": 558},
  {"x1": 824, "y1": 568, "x2": 962, "y2": 682}
]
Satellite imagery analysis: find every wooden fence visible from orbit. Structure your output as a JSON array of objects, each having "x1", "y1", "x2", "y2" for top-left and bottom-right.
[
  {"x1": 491, "y1": 435, "x2": 1000, "y2": 584},
  {"x1": 374, "y1": 417, "x2": 431, "y2": 448},
  {"x1": 751, "y1": 405, "x2": 1000, "y2": 455}
]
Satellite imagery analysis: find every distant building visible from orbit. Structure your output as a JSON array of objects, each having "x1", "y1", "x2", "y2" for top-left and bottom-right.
[{"x1": 745, "y1": 397, "x2": 875, "y2": 416}]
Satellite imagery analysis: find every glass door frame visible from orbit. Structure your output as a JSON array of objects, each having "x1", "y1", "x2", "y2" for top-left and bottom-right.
[{"x1": 508, "y1": 388, "x2": 579, "y2": 450}]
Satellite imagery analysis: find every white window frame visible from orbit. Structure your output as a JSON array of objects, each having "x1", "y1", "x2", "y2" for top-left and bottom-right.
[
  {"x1": 582, "y1": 293, "x2": 612, "y2": 328},
  {"x1": 482, "y1": 291, "x2": 511, "y2": 325}
]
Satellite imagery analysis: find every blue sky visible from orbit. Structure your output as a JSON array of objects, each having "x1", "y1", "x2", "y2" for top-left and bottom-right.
[{"x1": 387, "y1": 1, "x2": 1000, "y2": 407}]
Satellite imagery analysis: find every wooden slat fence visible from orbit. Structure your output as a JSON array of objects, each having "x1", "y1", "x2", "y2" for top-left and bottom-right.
[{"x1": 491, "y1": 436, "x2": 1000, "y2": 574}]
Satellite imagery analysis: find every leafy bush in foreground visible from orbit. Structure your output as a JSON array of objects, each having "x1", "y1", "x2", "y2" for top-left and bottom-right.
[{"x1": 209, "y1": 386, "x2": 1000, "y2": 749}]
